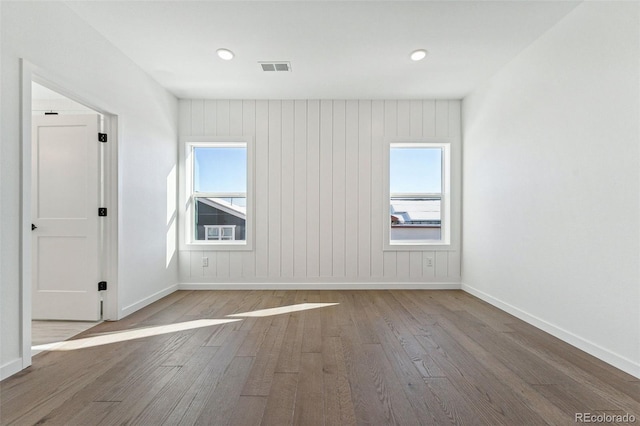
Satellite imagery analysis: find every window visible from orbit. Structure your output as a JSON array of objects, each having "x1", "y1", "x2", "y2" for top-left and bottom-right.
[
  {"x1": 385, "y1": 141, "x2": 451, "y2": 248},
  {"x1": 185, "y1": 140, "x2": 252, "y2": 248}
]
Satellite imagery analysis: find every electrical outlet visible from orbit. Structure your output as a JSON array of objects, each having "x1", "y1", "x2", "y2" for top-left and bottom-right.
[
  {"x1": 202, "y1": 257, "x2": 209, "y2": 267},
  {"x1": 425, "y1": 257, "x2": 433, "y2": 267}
]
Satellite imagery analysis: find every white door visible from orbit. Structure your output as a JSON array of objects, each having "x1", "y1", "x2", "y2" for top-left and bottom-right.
[{"x1": 32, "y1": 114, "x2": 101, "y2": 321}]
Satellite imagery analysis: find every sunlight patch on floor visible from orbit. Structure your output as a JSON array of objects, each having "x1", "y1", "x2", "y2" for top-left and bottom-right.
[
  {"x1": 32, "y1": 318, "x2": 241, "y2": 351},
  {"x1": 226, "y1": 303, "x2": 340, "y2": 318},
  {"x1": 32, "y1": 302, "x2": 340, "y2": 352}
]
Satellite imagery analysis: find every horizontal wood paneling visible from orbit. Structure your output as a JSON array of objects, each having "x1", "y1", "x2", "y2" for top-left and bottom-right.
[{"x1": 179, "y1": 100, "x2": 461, "y2": 284}]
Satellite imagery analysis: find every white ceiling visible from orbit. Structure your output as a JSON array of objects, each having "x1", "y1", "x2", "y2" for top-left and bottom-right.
[{"x1": 65, "y1": 1, "x2": 580, "y2": 100}]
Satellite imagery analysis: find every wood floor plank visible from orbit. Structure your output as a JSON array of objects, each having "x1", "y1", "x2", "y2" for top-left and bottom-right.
[
  {"x1": 331, "y1": 290, "x2": 356, "y2": 330},
  {"x1": 31, "y1": 320, "x2": 100, "y2": 347},
  {"x1": 440, "y1": 309, "x2": 569, "y2": 385},
  {"x1": 242, "y1": 315, "x2": 289, "y2": 396},
  {"x1": 420, "y1": 314, "x2": 570, "y2": 424},
  {"x1": 91, "y1": 290, "x2": 192, "y2": 334},
  {"x1": 236, "y1": 317, "x2": 274, "y2": 357},
  {"x1": 229, "y1": 396, "x2": 267, "y2": 426},
  {"x1": 65, "y1": 401, "x2": 121, "y2": 426},
  {"x1": 416, "y1": 325, "x2": 551, "y2": 425},
  {"x1": 506, "y1": 320, "x2": 640, "y2": 403},
  {"x1": 279, "y1": 290, "x2": 298, "y2": 306},
  {"x1": 301, "y1": 292, "x2": 323, "y2": 353},
  {"x1": 293, "y1": 352, "x2": 325, "y2": 426},
  {"x1": 346, "y1": 291, "x2": 380, "y2": 344},
  {"x1": 275, "y1": 313, "x2": 305, "y2": 373},
  {"x1": 194, "y1": 356, "x2": 254, "y2": 425},
  {"x1": 161, "y1": 329, "x2": 249, "y2": 425},
  {"x1": 360, "y1": 343, "x2": 422, "y2": 425},
  {"x1": 387, "y1": 290, "x2": 440, "y2": 331},
  {"x1": 140, "y1": 291, "x2": 215, "y2": 327},
  {"x1": 363, "y1": 303, "x2": 460, "y2": 424},
  {"x1": 423, "y1": 377, "x2": 488, "y2": 425},
  {"x1": 261, "y1": 373, "x2": 298, "y2": 426},
  {"x1": 533, "y1": 382, "x2": 636, "y2": 419},
  {"x1": 340, "y1": 325, "x2": 420, "y2": 425},
  {"x1": 96, "y1": 366, "x2": 181, "y2": 426},
  {"x1": 320, "y1": 291, "x2": 340, "y2": 337},
  {"x1": 369, "y1": 290, "x2": 446, "y2": 378},
  {"x1": 321, "y1": 336, "x2": 357, "y2": 426},
  {"x1": 129, "y1": 346, "x2": 219, "y2": 425},
  {"x1": 337, "y1": 326, "x2": 378, "y2": 425},
  {"x1": 1, "y1": 339, "x2": 146, "y2": 424},
  {"x1": 203, "y1": 322, "x2": 238, "y2": 347},
  {"x1": 2, "y1": 290, "x2": 638, "y2": 426},
  {"x1": 95, "y1": 332, "x2": 195, "y2": 402},
  {"x1": 236, "y1": 291, "x2": 281, "y2": 332},
  {"x1": 442, "y1": 291, "x2": 517, "y2": 332},
  {"x1": 180, "y1": 290, "x2": 234, "y2": 320}
]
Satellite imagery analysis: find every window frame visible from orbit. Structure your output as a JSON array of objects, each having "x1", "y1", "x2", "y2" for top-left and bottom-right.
[
  {"x1": 383, "y1": 139, "x2": 452, "y2": 250},
  {"x1": 181, "y1": 137, "x2": 254, "y2": 250}
]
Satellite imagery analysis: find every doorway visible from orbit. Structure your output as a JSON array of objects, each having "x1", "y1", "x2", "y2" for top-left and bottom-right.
[{"x1": 21, "y1": 61, "x2": 119, "y2": 370}]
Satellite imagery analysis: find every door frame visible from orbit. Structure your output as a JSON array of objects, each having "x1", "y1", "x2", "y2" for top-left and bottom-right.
[{"x1": 20, "y1": 59, "x2": 120, "y2": 369}]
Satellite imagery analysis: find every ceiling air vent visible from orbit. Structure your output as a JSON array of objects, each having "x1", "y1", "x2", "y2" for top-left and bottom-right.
[{"x1": 259, "y1": 61, "x2": 291, "y2": 72}]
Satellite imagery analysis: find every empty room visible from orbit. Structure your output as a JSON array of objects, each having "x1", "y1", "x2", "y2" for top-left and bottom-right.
[{"x1": 1, "y1": 1, "x2": 639, "y2": 425}]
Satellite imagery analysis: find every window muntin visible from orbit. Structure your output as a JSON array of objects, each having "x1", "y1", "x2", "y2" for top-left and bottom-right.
[
  {"x1": 189, "y1": 142, "x2": 248, "y2": 245},
  {"x1": 387, "y1": 142, "x2": 450, "y2": 247}
]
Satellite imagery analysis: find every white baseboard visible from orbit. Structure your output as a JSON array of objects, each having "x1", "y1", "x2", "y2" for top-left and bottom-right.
[
  {"x1": 1, "y1": 358, "x2": 24, "y2": 381},
  {"x1": 179, "y1": 282, "x2": 461, "y2": 291},
  {"x1": 120, "y1": 283, "x2": 179, "y2": 319},
  {"x1": 461, "y1": 283, "x2": 640, "y2": 379}
]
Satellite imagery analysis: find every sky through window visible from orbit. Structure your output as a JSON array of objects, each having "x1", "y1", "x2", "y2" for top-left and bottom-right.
[
  {"x1": 390, "y1": 147, "x2": 442, "y2": 193},
  {"x1": 194, "y1": 146, "x2": 247, "y2": 193}
]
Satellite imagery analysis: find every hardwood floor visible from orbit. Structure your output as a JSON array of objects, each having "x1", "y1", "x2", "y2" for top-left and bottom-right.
[
  {"x1": 1, "y1": 290, "x2": 638, "y2": 425},
  {"x1": 32, "y1": 321, "x2": 102, "y2": 356}
]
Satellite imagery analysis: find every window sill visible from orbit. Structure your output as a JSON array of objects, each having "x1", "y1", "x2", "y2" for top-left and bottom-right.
[
  {"x1": 184, "y1": 242, "x2": 253, "y2": 251},
  {"x1": 384, "y1": 242, "x2": 457, "y2": 252}
]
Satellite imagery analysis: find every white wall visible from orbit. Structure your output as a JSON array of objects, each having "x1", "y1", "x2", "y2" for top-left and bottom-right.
[
  {"x1": 1, "y1": 2, "x2": 178, "y2": 378},
  {"x1": 463, "y1": 2, "x2": 640, "y2": 377},
  {"x1": 179, "y1": 99, "x2": 461, "y2": 287}
]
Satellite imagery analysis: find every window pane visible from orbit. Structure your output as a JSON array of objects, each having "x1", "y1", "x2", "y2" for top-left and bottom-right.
[
  {"x1": 390, "y1": 147, "x2": 441, "y2": 194},
  {"x1": 390, "y1": 197, "x2": 441, "y2": 241},
  {"x1": 196, "y1": 197, "x2": 246, "y2": 241},
  {"x1": 389, "y1": 145, "x2": 443, "y2": 243},
  {"x1": 194, "y1": 146, "x2": 247, "y2": 193}
]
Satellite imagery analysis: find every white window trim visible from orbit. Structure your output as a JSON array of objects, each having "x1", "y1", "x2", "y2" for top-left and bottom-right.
[
  {"x1": 180, "y1": 136, "x2": 254, "y2": 251},
  {"x1": 383, "y1": 139, "x2": 453, "y2": 251}
]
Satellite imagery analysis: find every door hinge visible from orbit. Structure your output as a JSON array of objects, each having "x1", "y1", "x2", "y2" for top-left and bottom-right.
[
  {"x1": 98, "y1": 133, "x2": 108, "y2": 143},
  {"x1": 98, "y1": 281, "x2": 107, "y2": 291},
  {"x1": 98, "y1": 207, "x2": 107, "y2": 217}
]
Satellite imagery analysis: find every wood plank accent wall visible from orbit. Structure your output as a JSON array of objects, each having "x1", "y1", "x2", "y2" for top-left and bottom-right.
[{"x1": 179, "y1": 99, "x2": 461, "y2": 286}]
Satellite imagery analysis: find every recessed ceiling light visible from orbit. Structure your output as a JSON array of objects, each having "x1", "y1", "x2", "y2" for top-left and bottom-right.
[
  {"x1": 410, "y1": 49, "x2": 428, "y2": 61},
  {"x1": 216, "y1": 48, "x2": 235, "y2": 61}
]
